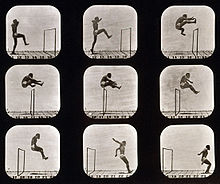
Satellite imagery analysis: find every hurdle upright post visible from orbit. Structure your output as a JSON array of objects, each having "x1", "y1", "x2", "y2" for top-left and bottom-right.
[
  {"x1": 120, "y1": 29, "x2": 123, "y2": 52},
  {"x1": 192, "y1": 28, "x2": 199, "y2": 57},
  {"x1": 196, "y1": 28, "x2": 199, "y2": 56},
  {"x1": 54, "y1": 28, "x2": 57, "y2": 57},
  {"x1": 129, "y1": 27, "x2": 132, "y2": 57},
  {"x1": 102, "y1": 88, "x2": 107, "y2": 115},
  {"x1": 174, "y1": 88, "x2": 181, "y2": 116},
  {"x1": 30, "y1": 89, "x2": 36, "y2": 117},
  {"x1": 43, "y1": 30, "x2": 46, "y2": 52},
  {"x1": 17, "y1": 148, "x2": 25, "y2": 176}
]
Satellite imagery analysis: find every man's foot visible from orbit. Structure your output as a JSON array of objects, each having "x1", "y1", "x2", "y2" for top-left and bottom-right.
[
  {"x1": 11, "y1": 52, "x2": 16, "y2": 55},
  {"x1": 118, "y1": 86, "x2": 121, "y2": 90},
  {"x1": 204, "y1": 171, "x2": 210, "y2": 174},
  {"x1": 195, "y1": 91, "x2": 200, "y2": 94},
  {"x1": 40, "y1": 82, "x2": 44, "y2": 86},
  {"x1": 25, "y1": 43, "x2": 29, "y2": 46},
  {"x1": 181, "y1": 33, "x2": 186, "y2": 36},
  {"x1": 90, "y1": 49, "x2": 94, "y2": 54},
  {"x1": 194, "y1": 18, "x2": 197, "y2": 24},
  {"x1": 128, "y1": 170, "x2": 133, "y2": 174},
  {"x1": 108, "y1": 35, "x2": 112, "y2": 39},
  {"x1": 43, "y1": 157, "x2": 48, "y2": 160}
]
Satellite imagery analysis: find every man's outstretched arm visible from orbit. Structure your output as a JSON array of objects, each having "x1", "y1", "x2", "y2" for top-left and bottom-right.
[{"x1": 112, "y1": 138, "x2": 121, "y2": 144}]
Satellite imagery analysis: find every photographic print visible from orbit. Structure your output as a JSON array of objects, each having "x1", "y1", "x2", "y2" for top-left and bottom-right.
[
  {"x1": 5, "y1": 125, "x2": 60, "y2": 179},
  {"x1": 161, "y1": 6, "x2": 215, "y2": 59},
  {"x1": 6, "y1": 5, "x2": 61, "y2": 59},
  {"x1": 160, "y1": 65, "x2": 214, "y2": 118},
  {"x1": 83, "y1": 5, "x2": 137, "y2": 59},
  {"x1": 160, "y1": 124, "x2": 215, "y2": 178},
  {"x1": 5, "y1": 65, "x2": 60, "y2": 119},
  {"x1": 83, "y1": 124, "x2": 138, "y2": 178},
  {"x1": 83, "y1": 65, "x2": 137, "y2": 119}
]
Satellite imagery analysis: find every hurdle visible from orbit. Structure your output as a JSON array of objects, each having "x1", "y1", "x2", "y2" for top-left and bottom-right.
[
  {"x1": 161, "y1": 147, "x2": 173, "y2": 173},
  {"x1": 86, "y1": 147, "x2": 96, "y2": 175},
  {"x1": 120, "y1": 27, "x2": 132, "y2": 57},
  {"x1": 174, "y1": 88, "x2": 181, "y2": 116},
  {"x1": 30, "y1": 89, "x2": 35, "y2": 117},
  {"x1": 103, "y1": 88, "x2": 108, "y2": 115},
  {"x1": 43, "y1": 28, "x2": 57, "y2": 56},
  {"x1": 192, "y1": 28, "x2": 199, "y2": 57},
  {"x1": 17, "y1": 148, "x2": 25, "y2": 176}
]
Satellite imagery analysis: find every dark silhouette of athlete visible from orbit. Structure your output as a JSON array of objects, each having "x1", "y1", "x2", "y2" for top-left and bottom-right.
[
  {"x1": 100, "y1": 73, "x2": 121, "y2": 89},
  {"x1": 198, "y1": 145, "x2": 211, "y2": 174},
  {"x1": 21, "y1": 73, "x2": 44, "y2": 88},
  {"x1": 180, "y1": 73, "x2": 199, "y2": 94},
  {"x1": 175, "y1": 14, "x2": 196, "y2": 36},
  {"x1": 11, "y1": 19, "x2": 29, "y2": 54},
  {"x1": 112, "y1": 138, "x2": 132, "y2": 173},
  {"x1": 90, "y1": 16, "x2": 112, "y2": 54},
  {"x1": 31, "y1": 133, "x2": 48, "y2": 160}
]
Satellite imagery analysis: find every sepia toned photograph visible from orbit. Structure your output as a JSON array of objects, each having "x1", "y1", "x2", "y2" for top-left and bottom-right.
[
  {"x1": 5, "y1": 125, "x2": 60, "y2": 179},
  {"x1": 83, "y1": 65, "x2": 138, "y2": 119},
  {"x1": 160, "y1": 65, "x2": 214, "y2": 118},
  {"x1": 161, "y1": 6, "x2": 215, "y2": 59},
  {"x1": 83, "y1": 5, "x2": 137, "y2": 59},
  {"x1": 160, "y1": 124, "x2": 215, "y2": 178},
  {"x1": 6, "y1": 5, "x2": 61, "y2": 59},
  {"x1": 83, "y1": 124, "x2": 138, "y2": 178},
  {"x1": 5, "y1": 65, "x2": 60, "y2": 119}
]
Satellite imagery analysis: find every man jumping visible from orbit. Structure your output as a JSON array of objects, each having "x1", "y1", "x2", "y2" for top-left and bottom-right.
[
  {"x1": 100, "y1": 73, "x2": 121, "y2": 89},
  {"x1": 21, "y1": 73, "x2": 44, "y2": 88},
  {"x1": 180, "y1": 73, "x2": 199, "y2": 94},
  {"x1": 175, "y1": 14, "x2": 196, "y2": 36},
  {"x1": 90, "y1": 16, "x2": 112, "y2": 54},
  {"x1": 198, "y1": 145, "x2": 211, "y2": 174},
  {"x1": 112, "y1": 138, "x2": 132, "y2": 173},
  {"x1": 11, "y1": 19, "x2": 29, "y2": 55},
  {"x1": 31, "y1": 133, "x2": 48, "y2": 160}
]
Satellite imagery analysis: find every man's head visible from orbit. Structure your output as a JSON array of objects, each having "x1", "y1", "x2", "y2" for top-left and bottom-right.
[
  {"x1": 36, "y1": 133, "x2": 40, "y2": 139},
  {"x1": 122, "y1": 141, "x2": 126, "y2": 146},
  {"x1": 94, "y1": 16, "x2": 99, "y2": 21},
  {"x1": 206, "y1": 145, "x2": 210, "y2": 150},
  {"x1": 107, "y1": 73, "x2": 112, "y2": 78},
  {"x1": 28, "y1": 73, "x2": 33, "y2": 78},
  {"x1": 13, "y1": 19, "x2": 18, "y2": 24},
  {"x1": 183, "y1": 14, "x2": 187, "y2": 18},
  {"x1": 186, "y1": 73, "x2": 190, "y2": 78}
]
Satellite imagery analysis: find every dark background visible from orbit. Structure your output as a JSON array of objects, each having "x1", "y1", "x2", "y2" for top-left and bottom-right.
[{"x1": 0, "y1": 0, "x2": 220, "y2": 184}]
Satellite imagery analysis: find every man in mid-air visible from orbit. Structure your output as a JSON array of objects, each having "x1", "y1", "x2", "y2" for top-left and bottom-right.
[
  {"x1": 31, "y1": 133, "x2": 48, "y2": 160},
  {"x1": 180, "y1": 73, "x2": 199, "y2": 94},
  {"x1": 21, "y1": 73, "x2": 44, "y2": 88},
  {"x1": 175, "y1": 14, "x2": 196, "y2": 36},
  {"x1": 100, "y1": 73, "x2": 121, "y2": 89}
]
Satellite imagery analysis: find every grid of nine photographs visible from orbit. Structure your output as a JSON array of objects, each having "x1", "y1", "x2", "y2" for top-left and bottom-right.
[{"x1": 1, "y1": 1, "x2": 220, "y2": 184}]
